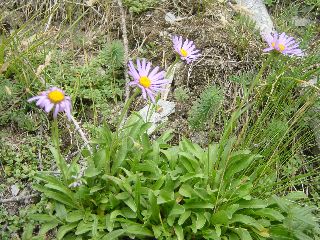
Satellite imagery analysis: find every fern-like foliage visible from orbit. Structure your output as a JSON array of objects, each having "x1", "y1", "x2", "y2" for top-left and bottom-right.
[
  {"x1": 97, "y1": 40, "x2": 124, "y2": 69},
  {"x1": 188, "y1": 86, "x2": 224, "y2": 130},
  {"x1": 123, "y1": 0, "x2": 157, "y2": 13}
]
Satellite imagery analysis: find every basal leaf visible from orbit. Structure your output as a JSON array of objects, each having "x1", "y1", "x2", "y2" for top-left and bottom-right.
[
  {"x1": 56, "y1": 223, "x2": 78, "y2": 240},
  {"x1": 232, "y1": 228, "x2": 253, "y2": 240},
  {"x1": 122, "y1": 223, "x2": 153, "y2": 236},
  {"x1": 254, "y1": 208, "x2": 285, "y2": 221},
  {"x1": 66, "y1": 210, "x2": 85, "y2": 223},
  {"x1": 230, "y1": 214, "x2": 264, "y2": 231},
  {"x1": 157, "y1": 189, "x2": 174, "y2": 204},
  {"x1": 175, "y1": 225, "x2": 184, "y2": 240},
  {"x1": 102, "y1": 229, "x2": 125, "y2": 240},
  {"x1": 177, "y1": 210, "x2": 191, "y2": 226},
  {"x1": 195, "y1": 213, "x2": 206, "y2": 229}
]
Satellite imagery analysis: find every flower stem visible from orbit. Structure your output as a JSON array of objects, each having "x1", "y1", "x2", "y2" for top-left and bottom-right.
[
  {"x1": 166, "y1": 55, "x2": 180, "y2": 78},
  {"x1": 244, "y1": 53, "x2": 274, "y2": 102},
  {"x1": 221, "y1": 54, "x2": 273, "y2": 145},
  {"x1": 116, "y1": 88, "x2": 140, "y2": 131},
  {"x1": 51, "y1": 119, "x2": 67, "y2": 182},
  {"x1": 70, "y1": 115, "x2": 92, "y2": 154}
]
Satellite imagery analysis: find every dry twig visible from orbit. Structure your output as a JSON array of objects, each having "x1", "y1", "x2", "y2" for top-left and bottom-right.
[
  {"x1": 0, "y1": 194, "x2": 39, "y2": 204},
  {"x1": 70, "y1": 116, "x2": 93, "y2": 154},
  {"x1": 116, "y1": 0, "x2": 130, "y2": 101}
]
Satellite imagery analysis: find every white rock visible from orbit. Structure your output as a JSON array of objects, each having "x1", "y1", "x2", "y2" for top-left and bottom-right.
[
  {"x1": 10, "y1": 185, "x2": 19, "y2": 196},
  {"x1": 165, "y1": 12, "x2": 177, "y2": 24},
  {"x1": 234, "y1": 0, "x2": 274, "y2": 38},
  {"x1": 139, "y1": 100, "x2": 176, "y2": 134}
]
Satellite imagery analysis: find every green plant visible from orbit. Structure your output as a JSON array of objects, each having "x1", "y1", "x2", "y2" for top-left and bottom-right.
[
  {"x1": 174, "y1": 86, "x2": 190, "y2": 102},
  {"x1": 123, "y1": 0, "x2": 158, "y2": 13},
  {"x1": 43, "y1": 40, "x2": 125, "y2": 119},
  {"x1": 29, "y1": 116, "x2": 320, "y2": 239},
  {"x1": 264, "y1": 0, "x2": 277, "y2": 7},
  {"x1": 188, "y1": 85, "x2": 224, "y2": 130},
  {"x1": 227, "y1": 14, "x2": 260, "y2": 59}
]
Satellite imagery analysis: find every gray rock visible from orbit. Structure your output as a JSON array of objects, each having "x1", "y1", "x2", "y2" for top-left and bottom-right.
[{"x1": 234, "y1": 0, "x2": 274, "y2": 38}]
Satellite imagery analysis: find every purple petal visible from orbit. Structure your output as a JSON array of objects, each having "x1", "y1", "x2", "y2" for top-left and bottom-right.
[
  {"x1": 146, "y1": 88, "x2": 155, "y2": 103},
  {"x1": 28, "y1": 96, "x2": 41, "y2": 102},
  {"x1": 45, "y1": 102, "x2": 54, "y2": 113},
  {"x1": 137, "y1": 59, "x2": 142, "y2": 75},
  {"x1": 128, "y1": 61, "x2": 140, "y2": 79},
  {"x1": 148, "y1": 66, "x2": 160, "y2": 79},
  {"x1": 53, "y1": 104, "x2": 60, "y2": 118}
]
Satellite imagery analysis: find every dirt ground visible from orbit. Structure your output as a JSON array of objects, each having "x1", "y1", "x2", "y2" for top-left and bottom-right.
[{"x1": 129, "y1": 2, "x2": 262, "y2": 144}]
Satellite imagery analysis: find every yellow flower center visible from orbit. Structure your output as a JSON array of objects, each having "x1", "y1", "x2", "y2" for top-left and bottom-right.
[
  {"x1": 278, "y1": 44, "x2": 285, "y2": 52},
  {"x1": 180, "y1": 48, "x2": 188, "y2": 57},
  {"x1": 48, "y1": 90, "x2": 65, "y2": 104},
  {"x1": 139, "y1": 76, "x2": 151, "y2": 88},
  {"x1": 271, "y1": 42, "x2": 285, "y2": 52}
]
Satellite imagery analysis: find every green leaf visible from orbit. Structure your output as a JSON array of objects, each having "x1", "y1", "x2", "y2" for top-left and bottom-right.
[
  {"x1": 175, "y1": 225, "x2": 184, "y2": 240},
  {"x1": 148, "y1": 191, "x2": 160, "y2": 223},
  {"x1": 169, "y1": 204, "x2": 185, "y2": 216},
  {"x1": 124, "y1": 197, "x2": 137, "y2": 212},
  {"x1": 179, "y1": 152, "x2": 200, "y2": 172},
  {"x1": 36, "y1": 174, "x2": 74, "y2": 197},
  {"x1": 254, "y1": 208, "x2": 285, "y2": 221},
  {"x1": 75, "y1": 221, "x2": 92, "y2": 235},
  {"x1": 224, "y1": 153, "x2": 260, "y2": 180},
  {"x1": 111, "y1": 138, "x2": 128, "y2": 175},
  {"x1": 93, "y1": 148, "x2": 107, "y2": 171},
  {"x1": 49, "y1": 146, "x2": 68, "y2": 177},
  {"x1": 168, "y1": 204, "x2": 185, "y2": 226},
  {"x1": 232, "y1": 228, "x2": 253, "y2": 240},
  {"x1": 85, "y1": 165, "x2": 101, "y2": 178},
  {"x1": 211, "y1": 210, "x2": 229, "y2": 225},
  {"x1": 38, "y1": 222, "x2": 59, "y2": 236},
  {"x1": 184, "y1": 201, "x2": 214, "y2": 209},
  {"x1": 202, "y1": 229, "x2": 220, "y2": 240},
  {"x1": 224, "y1": 204, "x2": 239, "y2": 218},
  {"x1": 55, "y1": 203, "x2": 67, "y2": 219},
  {"x1": 122, "y1": 223, "x2": 153, "y2": 236},
  {"x1": 33, "y1": 185, "x2": 75, "y2": 208},
  {"x1": 110, "y1": 210, "x2": 125, "y2": 221},
  {"x1": 29, "y1": 214, "x2": 58, "y2": 222},
  {"x1": 195, "y1": 213, "x2": 206, "y2": 229},
  {"x1": 178, "y1": 211, "x2": 191, "y2": 225},
  {"x1": 230, "y1": 214, "x2": 264, "y2": 231},
  {"x1": 180, "y1": 173, "x2": 205, "y2": 182},
  {"x1": 22, "y1": 223, "x2": 34, "y2": 240},
  {"x1": 293, "y1": 230, "x2": 313, "y2": 240},
  {"x1": 66, "y1": 210, "x2": 84, "y2": 222},
  {"x1": 57, "y1": 223, "x2": 78, "y2": 240},
  {"x1": 116, "y1": 192, "x2": 130, "y2": 200},
  {"x1": 269, "y1": 226, "x2": 293, "y2": 239},
  {"x1": 135, "y1": 174, "x2": 141, "y2": 217},
  {"x1": 238, "y1": 199, "x2": 268, "y2": 209},
  {"x1": 90, "y1": 185, "x2": 104, "y2": 194},
  {"x1": 179, "y1": 184, "x2": 194, "y2": 198},
  {"x1": 285, "y1": 191, "x2": 308, "y2": 200},
  {"x1": 152, "y1": 225, "x2": 162, "y2": 238},
  {"x1": 134, "y1": 161, "x2": 161, "y2": 177},
  {"x1": 102, "y1": 229, "x2": 125, "y2": 240},
  {"x1": 157, "y1": 189, "x2": 174, "y2": 204},
  {"x1": 204, "y1": 144, "x2": 219, "y2": 183},
  {"x1": 92, "y1": 214, "x2": 98, "y2": 237}
]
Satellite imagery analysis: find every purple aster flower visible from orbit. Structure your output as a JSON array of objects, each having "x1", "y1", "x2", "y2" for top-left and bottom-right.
[
  {"x1": 128, "y1": 59, "x2": 169, "y2": 103},
  {"x1": 263, "y1": 32, "x2": 303, "y2": 57},
  {"x1": 172, "y1": 35, "x2": 201, "y2": 64},
  {"x1": 28, "y1": 87, "x2": 72, "y2": 120}
]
